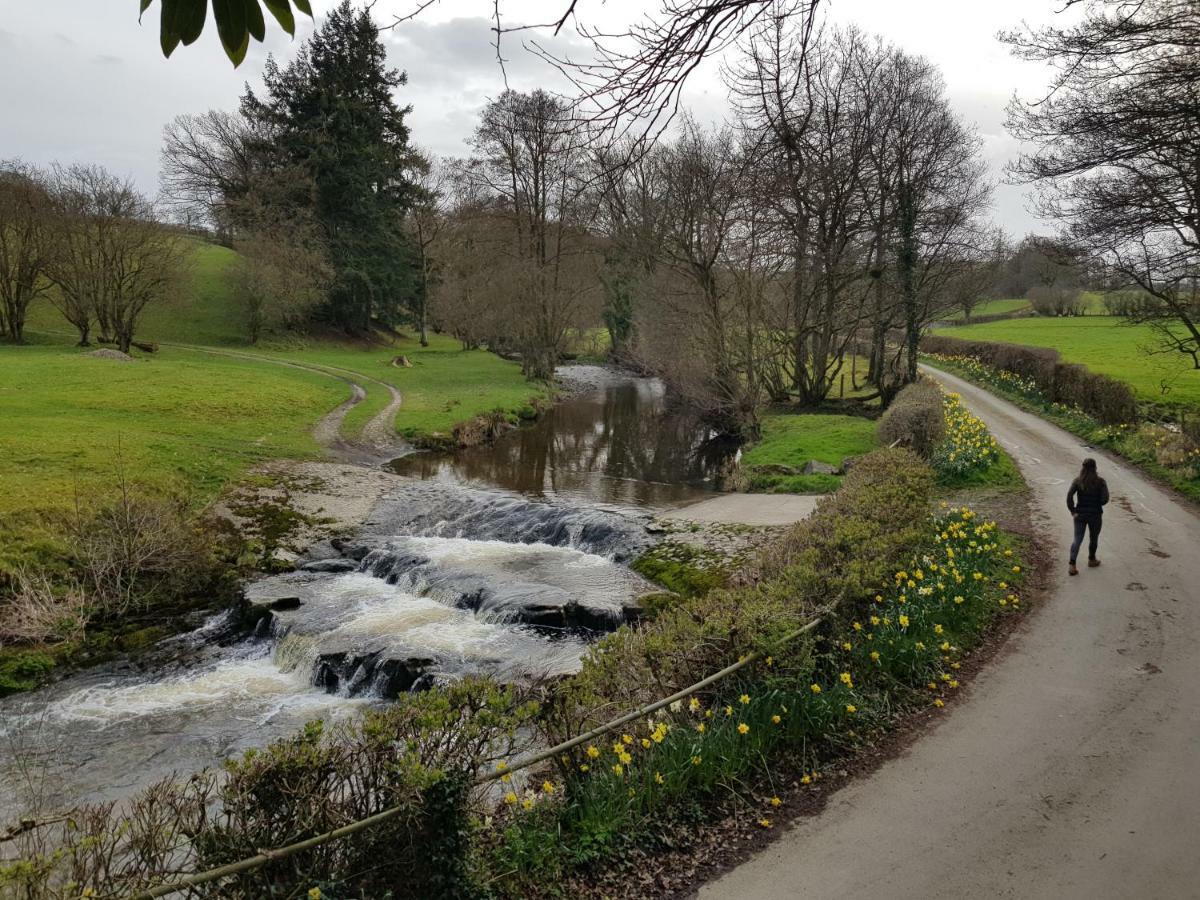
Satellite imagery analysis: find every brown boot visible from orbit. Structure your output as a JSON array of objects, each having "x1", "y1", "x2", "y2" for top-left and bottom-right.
[
  {"x1": 1069, "y1": 563, "x2": 1079, "y2": 576},
  {"x1": 1088, "y1": 558, "x2": 1100, "y2": 568}
]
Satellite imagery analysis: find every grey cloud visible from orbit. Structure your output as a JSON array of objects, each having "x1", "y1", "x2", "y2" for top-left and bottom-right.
[{"x1": 91, "y1": 53, "x2": 124, "y2": 66}]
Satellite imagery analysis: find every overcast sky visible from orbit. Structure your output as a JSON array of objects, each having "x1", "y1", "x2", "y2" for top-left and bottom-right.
[{"x1": 0, "y1": 0, "x2": 1074, "y2": 236}]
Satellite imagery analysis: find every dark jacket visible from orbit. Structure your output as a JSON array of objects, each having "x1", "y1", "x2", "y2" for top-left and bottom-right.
[{"x1": 1067, "y1": 476, "x2": 1109, "y2": 517}]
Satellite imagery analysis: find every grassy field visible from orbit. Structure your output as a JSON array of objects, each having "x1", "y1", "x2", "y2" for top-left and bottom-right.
[
  {"x1": 0, "y1": 343, "x2": 343, "y2": 515},
  {"x1": 939, "y1": 316, "x2": 1200, "y2": 409},
  {"x1": 741, "y1": 413, "x2": 877, "y2": 493},
  {"x1": 262, "y1": 334, "x2": 549, "y2": 442},
  {"x1": 6, "y1": 241, "x2": 546, "y2": 555}
]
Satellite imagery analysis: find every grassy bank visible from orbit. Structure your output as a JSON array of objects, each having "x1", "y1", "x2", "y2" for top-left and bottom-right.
[
  {"x1": 740, "y1": 413, "x2": 877, "y2": 493},
  {"x1": 939, "y1": 316, "x2": 1200, "y2": 411}
]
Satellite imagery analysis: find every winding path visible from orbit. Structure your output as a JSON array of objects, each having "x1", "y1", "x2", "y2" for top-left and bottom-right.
[
  {"x1": 170, "y1": 344, "x2": 408, "y2": 460},
  {"x1": 699, "y1": 366, "x2": 1200, "y2": 899}
]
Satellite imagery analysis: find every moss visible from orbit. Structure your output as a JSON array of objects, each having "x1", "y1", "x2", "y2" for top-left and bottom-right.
[
  {"x1": 0, "y1": 650, "x2": 57, "y2": 696},
  {"x1": 631, "y1": 543, "x2": 729, "y2": 598},
  {"x1": 117, "y1": 626, "x2": 169, "y2": 652}
]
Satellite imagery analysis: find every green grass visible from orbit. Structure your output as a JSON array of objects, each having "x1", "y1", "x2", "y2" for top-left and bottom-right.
[
  {"x1": 263, "y1": 332, "x2": 548, "y2": 444},
  {"x1": 0, "y1": 342, "x2": 344, "y2": 529},
  {"x1": 940, "y1": 316, "x2": 1200, "y2": 410},
  {"x1": 741, "y1": 413, "x2": 877, "y2": 493}
]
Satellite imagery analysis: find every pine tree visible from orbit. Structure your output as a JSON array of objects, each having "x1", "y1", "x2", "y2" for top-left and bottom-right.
[{"x1": 241, "y1": 0, "x2": 419, "y2": 332}]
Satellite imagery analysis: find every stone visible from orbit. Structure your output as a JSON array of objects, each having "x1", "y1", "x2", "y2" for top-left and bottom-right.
[
  {"x1": 300, "y1": 558, "x2": 360, "y2": 573},
  {"x1": 313, "y1": 650, "x2": 436, "y2": 698},
  {"x1": 753, "y1": 463, "x2": 803, "y2": 476},
  {"x1": 802, "y1": 459, "x2": 839, "y2": 476},
  {"x1": 267, "y1": 596, "x2": 302, "y2": 611}
]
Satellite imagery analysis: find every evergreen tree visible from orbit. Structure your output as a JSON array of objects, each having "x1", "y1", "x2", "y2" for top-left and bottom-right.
[{"x1": 241, "y1": 0, "x2": 419, "y2": 332}]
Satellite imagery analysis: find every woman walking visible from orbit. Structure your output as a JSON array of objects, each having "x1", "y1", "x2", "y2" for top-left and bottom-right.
[{"x1": 1067, "y1": 457, "x2": 1109, "y2": 576}]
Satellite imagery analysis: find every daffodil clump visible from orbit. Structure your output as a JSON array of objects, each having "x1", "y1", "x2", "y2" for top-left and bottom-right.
[
  {"x1": 489, "y1": 498, "x2": 1024, "y2": 888},
  {"x1": 931, "y1": 391, "x2": 999, "y2": 478}
]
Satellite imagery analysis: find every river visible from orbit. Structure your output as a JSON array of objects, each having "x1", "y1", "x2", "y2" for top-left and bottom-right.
[{"x1": 0, "y1": 366, "x2": 736, "y2": 817}]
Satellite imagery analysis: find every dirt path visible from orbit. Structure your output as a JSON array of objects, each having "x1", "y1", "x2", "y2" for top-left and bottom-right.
[
  {"x1": 699, "y1": 365, "x2": 1200, "y2": 900},
  {"x1": 660, "y1": 493, "x2": 823, "y2": 526},
  {"x1": 171, "y1": 345, "x2": 408, "y2": 460}
]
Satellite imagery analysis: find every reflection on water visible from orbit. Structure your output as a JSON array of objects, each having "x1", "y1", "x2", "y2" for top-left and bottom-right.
[{"x1": 388, "y1": 368, "x2": 739, "y2": 507}]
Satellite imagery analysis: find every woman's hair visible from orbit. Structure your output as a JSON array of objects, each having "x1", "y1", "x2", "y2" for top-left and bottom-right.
[{"x1": 1078, "y1": 457, "x2": 1101, "y2": 491}]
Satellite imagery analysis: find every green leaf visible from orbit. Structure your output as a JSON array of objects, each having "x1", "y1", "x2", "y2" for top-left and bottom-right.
[
  {"x1": 229, "y1": 29, "x2": 250, "y2": 66},
  {"x1": 159, "y1": 0, "x2": 181, "y2": 56},
  {"x1": 178, "y1": 0, "x2": 207, "y2": 45},
  {"x1": 292, "y1": 0, "x2": 314, "y2": 17},
  {"x1": 262, "y1": 0, "x2": 295, "y2": 37},
  {"x1": 139, "y1": 0, "x2": 154, "y2": 18},
  {"x1": 244, "y1": 0, "x2": 266, "y2": 43},
  {"x1": 212, "y1": 0, "x2": 248, "y2": 64}
]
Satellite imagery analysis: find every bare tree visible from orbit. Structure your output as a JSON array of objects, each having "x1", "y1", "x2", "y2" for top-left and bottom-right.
[
  {"x1": 588, "y1": 138, "x2": 670, "y2": 359},
  {"x1": 46, "y1": 165, "x2": 185, "y2": 354},
  {"x1": 405, "y1": 153, "x2": 451, "y2": 347},
  {"x1": 637, "y1": 120, "x2": 772, "y2": 432},
  {"x1": 160, "y1": 110, "x2": 260, "y2": 240},
  {"x1": 1004, "y1": 0, "x2": 1200, "y2": 368},
  {"x1": 467, "y1": 89, "x2": 600, "y2": 380},
  {"x1": 0, "y1": 162, "x2": 58, "y2": 344}
]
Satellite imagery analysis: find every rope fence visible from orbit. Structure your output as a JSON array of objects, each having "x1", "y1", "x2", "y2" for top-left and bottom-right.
[{"x1": 127, "y1": 610, "x2": 833, "y2": 899}]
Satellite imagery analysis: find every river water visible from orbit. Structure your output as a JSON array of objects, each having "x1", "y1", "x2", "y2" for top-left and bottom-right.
[{"x1": 0, "y1": 367, "x2": 736, "y2": 816}]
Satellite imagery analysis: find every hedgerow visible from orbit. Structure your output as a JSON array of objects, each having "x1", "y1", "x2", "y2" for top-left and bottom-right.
[{"x1": 921, "y1": 334, "x2": 1138, "y2": 425}]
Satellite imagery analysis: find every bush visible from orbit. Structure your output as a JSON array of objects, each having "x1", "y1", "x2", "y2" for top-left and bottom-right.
[
  {"x1": 877, "y1": 382, "x2": 945, "y2": 457},
  {"x1": 922, "y1": 335, "x2": 1138, "y2": 425},
  {"x1": 0, "y1": 569, "x2": 89, "y2": 648},
  {"x1": 68, "y1": 489, "x2": 222, "y2": 617},
  {"x1": 558, "y1": 449, "x2": 934, "y2": 730},
  {"x1": 1027, "y1": 284, "x2": 1084, "y2": 316}
]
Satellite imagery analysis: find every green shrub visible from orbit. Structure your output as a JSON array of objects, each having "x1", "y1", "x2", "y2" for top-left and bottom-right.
[
  {"x1": 0, "y1": 650, "x2": 56, "y2": 695},
  {"x1": 922, "y1": 334, "x2": 1138, "y2": 424},
  {"x1": 876, "y1": 382, "x2": 945, "y2": 457},
  {"x1": 3, "y1": 678, "x2": 537, "y2": 898}
]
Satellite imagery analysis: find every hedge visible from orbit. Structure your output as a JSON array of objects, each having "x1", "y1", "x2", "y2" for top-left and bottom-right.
[
  {"x1": 876, "y1": 382, "x2": 945, "y2": 457},
  {"x1": 921, "y1": 334, "x2": 1138, "y2": 425}
]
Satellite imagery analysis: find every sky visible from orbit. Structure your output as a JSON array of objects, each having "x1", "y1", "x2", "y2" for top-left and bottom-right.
[{"x1": 0, "y1": 0, "x2": 1075, "y2": 236}]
